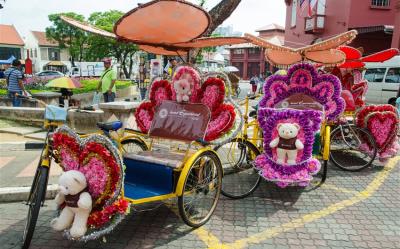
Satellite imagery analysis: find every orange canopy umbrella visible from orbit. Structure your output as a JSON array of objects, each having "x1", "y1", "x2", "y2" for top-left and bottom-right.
[{"x1": 60, "y1": 0, "x2": 251, "y2": 58}]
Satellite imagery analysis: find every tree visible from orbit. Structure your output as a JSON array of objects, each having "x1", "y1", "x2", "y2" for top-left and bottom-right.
[
  {"x1": 190, "y1": 0, "x2": 242, "y2": 62},
  {"x1": 87, "y1": 10, "x2": 139, "y2": 79},
  {"x1": 46, "y1": 13, "x2": 88, "y2": 66}
]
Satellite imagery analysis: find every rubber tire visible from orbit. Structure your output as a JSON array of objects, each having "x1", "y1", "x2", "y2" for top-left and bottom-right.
[
  {"x1": 330, "y1": 125, "x2": 377, "y2": 172},
  {"x1": 121, "y1": 139, "x2": 148, "y2": 154},
  {"x1": 215, "y1": 138, "x2": 261, "y2": 199},
  {"x1": 22, "y1": 166, "x2": 49, "y2": 249},
  {"x1": 178, "y1": 151, "x2": 223, "y2": 228}
]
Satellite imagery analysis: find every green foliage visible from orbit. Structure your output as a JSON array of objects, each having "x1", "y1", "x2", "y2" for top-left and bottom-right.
[
  {"x1": 85, "y1": 10, "x2": 139, "y2": 78},
  {"x1": 72, "y1": 79, "x2": 131, "y2": 94},
  {"x1": 46, "y1": 13, "x2": 88, "y2": 64},
  {"x1": 0, "y1": 80, "x2": 131, "y2": 96}
]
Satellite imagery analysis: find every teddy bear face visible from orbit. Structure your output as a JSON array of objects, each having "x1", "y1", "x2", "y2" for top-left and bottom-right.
[
  {"x1": 58, "y1": 170, "x2": 88, "y2": 196},
  {"x1": 174, "y1": 73, "x2": 193, "y2": 94},
  {"x1": 173, "y1": 78, "x2": 191, "y2": 95},
  {"x1": 277, "y1": 123, "x2": 300, "y2": 139}
]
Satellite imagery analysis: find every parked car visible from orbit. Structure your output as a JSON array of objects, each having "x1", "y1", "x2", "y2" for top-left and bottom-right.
[
  {"x1": 35, "y1": 70, "x2": 64, "y2": 78},
  {"x1": 363, "y1": 56, "x2": 400, "y2": 105}
]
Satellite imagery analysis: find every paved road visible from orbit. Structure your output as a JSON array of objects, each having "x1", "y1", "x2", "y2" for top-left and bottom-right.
[
  {"x1": 0, "y1": 157, "x2": 399, "y2": 249},
  {"x1": 0, "y1": 150, "x2": 61, "y2": 188}
]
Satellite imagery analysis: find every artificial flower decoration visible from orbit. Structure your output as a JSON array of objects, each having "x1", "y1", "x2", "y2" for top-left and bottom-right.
[
  {"x1": 134, "y1": 66, "x2": 236, "y2": 141},
  {"x1": 356, "y1": 105, "x2": 400, "y2": 160},
  {"x1": 52, "y1": 126, "x2": 129, "y2": 240},
  {"x1": 255, "y1": 108, "x2": 323, "y2": 188},
  {"x1": 259, "y1": 63, "x2": 345, "y2": 121}
]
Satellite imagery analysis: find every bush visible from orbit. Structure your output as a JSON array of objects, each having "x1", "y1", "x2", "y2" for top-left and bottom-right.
[{"x1": 0, "y1": 78, "x2": 133, "y2": 95}]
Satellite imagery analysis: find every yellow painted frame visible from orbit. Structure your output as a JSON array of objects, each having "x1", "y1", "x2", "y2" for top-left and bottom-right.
[{"x1": 122, "y1": 146, "x2": 217, "y2": 204}]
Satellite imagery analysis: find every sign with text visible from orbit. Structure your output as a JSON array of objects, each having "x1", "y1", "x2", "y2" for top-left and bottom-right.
[{"x1": 150, "y1": 101, "x2": 211, "y2": 141}]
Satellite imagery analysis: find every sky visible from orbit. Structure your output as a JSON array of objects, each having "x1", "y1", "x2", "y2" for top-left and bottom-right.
[{"x1": 0, "y1": 0, "x2": 286, "y2": 38}]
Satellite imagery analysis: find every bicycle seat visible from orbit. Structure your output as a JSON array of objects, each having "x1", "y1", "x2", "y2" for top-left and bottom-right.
[{"x1": 97, "y1": 121, "x2": 123, "y2": 131}]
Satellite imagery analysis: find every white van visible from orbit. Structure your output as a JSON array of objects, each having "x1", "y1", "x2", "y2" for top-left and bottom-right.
[{"x1": 362, "y1": 56, "x2": 400, "y2": 105}]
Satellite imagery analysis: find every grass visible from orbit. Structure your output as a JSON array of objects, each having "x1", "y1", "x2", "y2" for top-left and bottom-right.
[{"x1": 0, "y1": 79, "x2": 133, "y2": 96}]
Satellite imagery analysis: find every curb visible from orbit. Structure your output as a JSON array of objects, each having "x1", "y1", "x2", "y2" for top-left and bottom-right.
[
  {"x1": 0, "y1": 141, "x2": 44, "y2": 151},
  {"x1": 0, "y1": 184, "x2": 58, "y2": 203}
]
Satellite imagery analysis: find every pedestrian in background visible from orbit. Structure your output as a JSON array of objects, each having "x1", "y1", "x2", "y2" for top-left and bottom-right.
[
  {"x1": 250, "y1": 75, "x2": 259, "y2": 94},
  {"x1": 97, "y1": 58, "x2": 117, "y2": 103},
  {"x1": 5, "y1": 59, "x2": 27, "y2": 107}
]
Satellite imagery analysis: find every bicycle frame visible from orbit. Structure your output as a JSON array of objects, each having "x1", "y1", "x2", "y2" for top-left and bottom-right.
[{"x1": 238, "y1": 95, "x2": 263, "y2": 151}]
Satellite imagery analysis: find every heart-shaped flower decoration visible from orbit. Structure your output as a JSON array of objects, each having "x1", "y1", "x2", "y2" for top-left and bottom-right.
[
  {"x1": 134, "y1": 66, "x2": 236, "y2": 141},
  {"x1": 52, "y1": 126, "x2": 129, "y2": 239},
  {"x1": 356, "y1": 105, "x2": 399, "y2": 159},
  {"x1": 260, "y1": 63, "x2": 345, "y2": 121},
  {"x1": 52, "y1": 126, "x2": 123, "y2": 207}
]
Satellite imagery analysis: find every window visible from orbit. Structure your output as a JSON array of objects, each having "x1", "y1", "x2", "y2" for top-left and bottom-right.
[
  {"x1": 317, "y1": 0, "x2": 326, "y2": 14},
  {"x1": 371, "y1": 0, "x2": 390, "y2": 7},
  {"x1": 385, "y1": 68, "x2": 400, "y2": 83},
  {"x1": 48, "y1": 48, "x2": 60, "y2": 61},
  {"x1": 364, "y1": 68, "x2": 386, "y2": 82},
  {"x1": 233, "y1": 49, "x2": 245, "y2": 55},
  {"x1": 249, "y1": 48, "x2": 260, "y2": 54},
  {"x1": 291, "y1": 0, "x2": 298, "y2": 27},
  {"x1": 0, "y1": 47, "x2": 21, "y2": 60},
  {"x1": 34, "y1": 49, "x2": 37, "y2": 58}
]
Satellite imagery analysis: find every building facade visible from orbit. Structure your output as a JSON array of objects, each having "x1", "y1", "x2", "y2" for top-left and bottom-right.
[
  {"x1": 0, "y1": 24, "x2": 24, "y2": 61},
  {"x1": 228, "y1": 24, "x2": 285, "y2": 80},
  {"x1": 24, "y1": 31, "x2": 70, "y2": 73},
  {"x1": 392, "y1": 0, "x2": 400, "y2": 48},
  {"x1": 284, "y1": 0, "x2": 398, "y2": 54}
]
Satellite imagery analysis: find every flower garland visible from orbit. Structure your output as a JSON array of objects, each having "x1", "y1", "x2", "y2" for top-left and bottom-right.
[
  {"x1": 52, "y1": 133, "x2": 81, "y2": 171},
  {"x1": 259, "y1": 62, "x2": 345, "y2": 121},
  {"x1": 356, "y1": 105, "x2": 399, "y2": 159},
  {"x1": 205, "y1": 104, "x2": 235, "y2": 141},
  {"x1": 256, "y1": 108, "x2": 322, "y2": 187},
  {"x1": 80, "y1": 142, "x2": 121, "y2": 207},
  {"x1": 172, "y1": 66, "x2": 201, "y2": 102},
  {"x1": 133, "y1": 66, "x2": 237, "y2": 141},
  {"x1": 198, "y1": 77, "x2": 225, "y2": 111},
  {"x1": 134, "y1": 102, "x2": 155, "y2": 133},
  {"x1": 149, "y1": 80, "x2": 173, "y2": 106},
  {"x1": 87, "y1": 198, "x2": 129, "y2": 228}
]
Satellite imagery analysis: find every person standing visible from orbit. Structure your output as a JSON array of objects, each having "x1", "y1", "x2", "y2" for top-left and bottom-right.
[
  {"x1": 5, "y1": 59, "x2": 26, "y2": 107},
  {"x1": 249, "y1": 75, "x2": 258, "y2": 94},
  {"x1": 97, "y1": 58, "x2": 117, "y2": 103}
]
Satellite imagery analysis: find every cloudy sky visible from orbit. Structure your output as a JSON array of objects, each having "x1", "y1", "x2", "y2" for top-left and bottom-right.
[{"x1": 0, "y1": 0, "x2": 286, "y2": 38}]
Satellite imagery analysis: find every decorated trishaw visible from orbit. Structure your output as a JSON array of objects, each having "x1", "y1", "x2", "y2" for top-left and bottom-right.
[
  {"x1": 326, "y1": 46, "x2": 400, "y2": 170},
  {"x1": 217, "y1": 31, "x2": 356, "y2": 197},
  {"x1": 22, "y1": 1, "x2": 252, "y2": 248},
  {"x1": 218, "y1": 30, "x2": 399, "y2": 198}
]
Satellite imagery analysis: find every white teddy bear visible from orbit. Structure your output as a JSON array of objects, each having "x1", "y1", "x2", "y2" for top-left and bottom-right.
[
  {"x1": 173, "y1": 73, "x2": 192, "y2": 102},
  {"x1": 269, "y1": 123, "x2": 304, "y2": 165},
  {"x1": 51, "y1": 170, "x2": 92, "y2": 238}
]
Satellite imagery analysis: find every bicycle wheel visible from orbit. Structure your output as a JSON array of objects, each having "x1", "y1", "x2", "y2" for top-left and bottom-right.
[
  {"x1": 330, "y1": 124, "x2": 377, "y2": 171},
  {"x1": 121, "y1": 139, "x2": 147, "y2": 154},
  {"x1": 22, "y1": 166, "x2": 49, "y2": 249},
  {"x1": 215, "y1": 138, "x2": 261, "y2": 199},
  {"x1": 178, "y1": 151, "x2": 222, "y2": 227}
]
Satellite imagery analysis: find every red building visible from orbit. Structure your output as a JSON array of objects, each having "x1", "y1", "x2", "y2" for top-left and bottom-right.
[
  {"x1": 284, "y1": 0, "x2": 398, "y2": 54},
  {"x1": 228, "y1": 24, "x2": 285, "y2": 80},
  {"x1": 392, "y1": 0, "x2": 400, "y2": 48}
]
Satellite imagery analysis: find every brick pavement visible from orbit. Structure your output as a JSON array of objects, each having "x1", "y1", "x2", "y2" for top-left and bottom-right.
[{"x1": 0, "y1": 157, "x2": 399, "y2": 249}]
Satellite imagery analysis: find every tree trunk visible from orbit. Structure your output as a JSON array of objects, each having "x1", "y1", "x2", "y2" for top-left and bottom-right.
[{"x1": 189, "y1": 0, "x2": 242, "y2": 63}]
